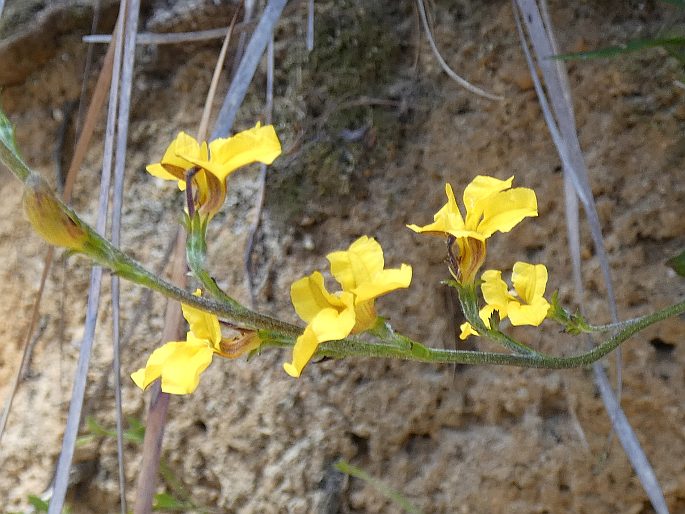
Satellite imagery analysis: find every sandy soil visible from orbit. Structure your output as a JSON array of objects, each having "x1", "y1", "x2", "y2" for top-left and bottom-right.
[{"x1": 0, "y1": 0, "x2": 684, "y2": 512}]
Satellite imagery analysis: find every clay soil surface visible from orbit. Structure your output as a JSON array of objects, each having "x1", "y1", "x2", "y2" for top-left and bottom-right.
[{"x1": 0, "y1": 1, "x2": 684, "y2": 512}]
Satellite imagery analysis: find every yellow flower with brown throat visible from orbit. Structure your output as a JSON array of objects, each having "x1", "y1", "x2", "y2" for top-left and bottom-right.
[
  {"x1": 285, "y1": 236, "x2": 412, "y2": 378},
  {"x1": 407, "y1": 175, "x2": 537, "y2": 284},
  {"x1": 147, "y1": 124, "x2": 281, "y2": 218},
  {"x1": 131, "y1": 290, "x2": 260, "y2": 395},
  {"x1": 460, "y1": 262, "x2": 551, "y2": 339}
]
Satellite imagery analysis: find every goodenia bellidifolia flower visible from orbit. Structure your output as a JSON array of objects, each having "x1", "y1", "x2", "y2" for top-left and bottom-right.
[
  {"x1": 131, "y1": 290, "x2": 259, "y2": 394},
  {"x1": 146, "y1": 123, "x2": 281, "y2": 218},
  {"x1": 460, "y1": 262, "x2": 551, "y2": 340},
  {"x1": 407, "y1": 175, "x2": 537, "y2": 284},
  {"x1": 285, "y1": 236, "x2": 412, "y2": 378}
]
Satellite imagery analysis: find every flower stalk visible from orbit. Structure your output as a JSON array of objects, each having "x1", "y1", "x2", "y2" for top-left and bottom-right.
[{"x1": 184, "y1": 211, "x2": 246, "y2": 313}]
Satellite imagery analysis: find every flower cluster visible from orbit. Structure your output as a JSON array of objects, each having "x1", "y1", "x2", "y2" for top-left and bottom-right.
[
  {"x1": 285, "y1": 236, "x2": 412, "y2": 377},
  {"x1": 129, "y1": 165, "x2": 547, "y2": 392},
  {"x1": 147, "y1": 124, "x2": 281, "y2": 218},
  {"x1": 131, "y1": 290, "x2": 259, "y2": 395},
  {"x1": 408, "y1": 175, "x2": 550, "y2": 336}
]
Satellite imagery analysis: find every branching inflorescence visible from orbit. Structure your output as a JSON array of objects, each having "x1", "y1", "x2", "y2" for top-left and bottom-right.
[{"x1": 1, "y1": 110, "x2": 683, "y2": 396}]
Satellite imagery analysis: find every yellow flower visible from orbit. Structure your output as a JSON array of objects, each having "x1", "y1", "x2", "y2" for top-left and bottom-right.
[
  {"x1": 407, "y1": 176, "x2": 537, "y2": 284},
  {"x1": 131, "y1": 290, "x2": 259, "y2": 394},
  {"x1": 327, "y1": 236, "x2": 413, "y2": 331},
  {"x1": 481, "y1": 262, "x2": 550, "y2": 327},
  {"x1": 459, "y1": 321, "x2": 479, "y2": 340},
  {"x1": 284, "y1": 236, "x2": 412, "y2": 378},
  {"x1": 459, "y1": 262, "x2": 550, "y2": 340},
  {"x1": 146, "y1": 123, "x2": 281, "y2": 218}
]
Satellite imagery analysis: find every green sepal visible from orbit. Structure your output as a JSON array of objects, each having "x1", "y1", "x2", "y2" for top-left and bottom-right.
[
  {"x1": 184, "y1": 211, "x2": 209, "y2": 269},
  {"x1": 441, "y1": 278, "x2": 460, "y2": 290},
  {"x1": 547, "y1": 291, "x2": 590, "y2": 335}
]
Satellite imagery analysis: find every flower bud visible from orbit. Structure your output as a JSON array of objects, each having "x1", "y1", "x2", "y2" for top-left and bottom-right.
[{"x1": 23, "y1": 175, "x2": 87, "y2": 251}]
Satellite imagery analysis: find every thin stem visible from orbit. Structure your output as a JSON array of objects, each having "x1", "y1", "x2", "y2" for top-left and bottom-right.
[
  {"x1": 108, "y1": 242, "x2": 300, "y2": 335},
  {"x1": 184, "y1": 214, "x2": 247, "y2": 312},
  {"x1": 308, "y1": 298, "x2": 685, "y2": 368},
  {"x1": 189, "y1": 260, "x2": 247, "y2": 313},
  {"x1": 453, "y1": 280, "x2": 540, "y2": 356},
  {"x1": 0, "y1": 135, "x2": 31, "y2": 182},
  {"x1": 586, "y1": 319, "x2": 641, "y2": 333}
]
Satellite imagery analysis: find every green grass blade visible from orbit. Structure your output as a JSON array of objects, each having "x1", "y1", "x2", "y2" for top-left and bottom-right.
[
  {"x1": 335, "y1": 460, "x2": 423, "y2": 514},
  {"x1": 666, "y1": 249, "x2": 685, "y2": 276},
  {"x1": 660, "y1": 0, "x2": 685, "y2": 7},
  {"x1": 554, "y1": 37, "x2": 685, "y2": 60}
]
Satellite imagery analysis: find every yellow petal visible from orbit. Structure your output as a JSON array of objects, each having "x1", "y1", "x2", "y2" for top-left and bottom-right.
[
  {"x1": 194, "y1": 124, "x2": 282, "y2": 182},
  {"x1": 290, "y1": 271, "x2": 346, "y2": 323},
  {"x1": 478, "y1": 304, "x2": 497, "y2": 328},
  {"x1": 352, "y1": 299, "x2": 377, "y2": 333},
  {"x1": 462, "y1": 175, "x2": 513, "y2": 216},
  {"x1": 459, "y1": 322, "x2": 480, "y2": 340},
  {"x1": 172, "y1": 139, "x2": 209, "y2": 177},
  {"x1": 181, "y1": 290, "x2": 222, "y2": 346},
  {"x1": 284, "y1": 296, "x2": 356, "y2": 378},
  {"x1": 480, "y1": 269, "x2": 512, "y2": 314},
  {"x1": 146, "y1": 132, "x2": 202, "y2": 183},
  {"x1": 132, "y1": 340, "x2": 185, "y2": 390},
  {"x1": 352, "y1": 264, "x2": 413, "y2": 303},
  {"x1": 309, "y1": 297, "x2": 356, "y2": 341},
  {"x1": 174, "y1": 135, "x2": 206, "y2": 163},
  {"x1": 477, "y1": 187, "x2": 537, "y2": 237},
  {"x1": 507, "y1": 297, "x2": 550, "y2": 326},
  {"x1": 327, "y1": 236, "x2": 384, "y2": 291},
  {"x1": 283, "y1": 325, "x2": 318, "y2": 378},
  {"x1": 407, "y1": 183, "x2": 466, "y2": 237},
  {"x1": 511, "y1": 262, "x2": 547, "y2": 304},
  {"x1": 131, "y1": 338, "x2": 215, "y2": 395},
  {"x1": 145, "y1": 163, "x2": 183, "y2": 183}
]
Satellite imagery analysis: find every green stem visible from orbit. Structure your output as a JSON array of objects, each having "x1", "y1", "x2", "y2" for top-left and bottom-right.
[
  {"x1": 586, "y1": 319, "x2": 643, "y2": 333},
  {"x1": 453, "y1": 281, "x2": 541, "y2": 356},
  {"x1": 0, "y1": 132, "x2": 31, "y2": 183},
  {"x1": 310, "y1": 298, "x2": 685, "y2": 368},
  {"x1": 102, "y1": 238, "x2": 301, "y2": 335},
  {"x1": 184, "y1": 213, "x2": 246, "y2": 312}
]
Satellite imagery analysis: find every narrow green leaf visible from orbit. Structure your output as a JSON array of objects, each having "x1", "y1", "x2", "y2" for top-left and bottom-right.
[
  {"x1": 660, "y1": 0, "x2": 685, "y2": 7},
  {"x1": 335, "y1": 460, "x2": 424, "y2": 514},
  {"x1": 153, "y1": 492, "x2": 193, "y2": 510},
  {"x1": 554, "y1": 37, "x2": 685, "y2": 61},
  {"x1": 27, "y1": 495, "x2": 50, "y2": 511},
  {"x1": 126, "y1": 416, "x2": 146, "y2": 443},
  {"x1": 666, "y1": 249, "x2": 685, "y2": 276}
]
